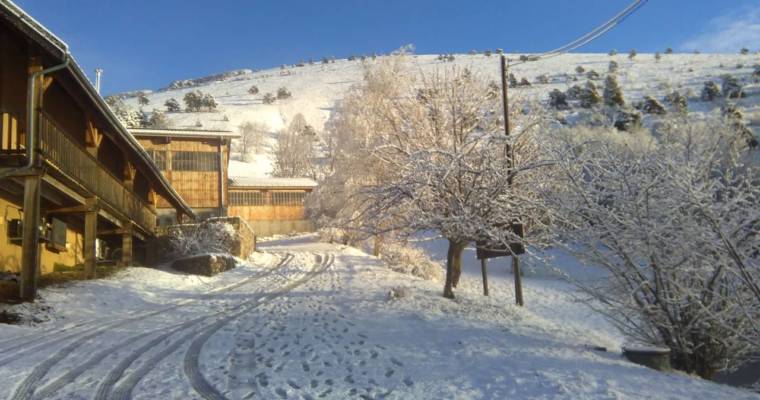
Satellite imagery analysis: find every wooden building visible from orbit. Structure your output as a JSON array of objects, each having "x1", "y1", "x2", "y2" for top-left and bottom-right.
[
  {"x1": 227, "y1": 177, "x2": 317, "y2": 236},
  {"x1": 130, "y1": 128, "x2": 238, "y2": 225},
  {"x1": 0, "y1": 1, "x2": 194, "y2": 300}
]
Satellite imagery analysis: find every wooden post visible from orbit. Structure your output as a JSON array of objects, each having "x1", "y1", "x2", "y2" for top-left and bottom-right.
[
  {"x1": 85, "y1": 120, "x2": 102, "y2": 158},
  {"x1": 84, "y1": 197, "x2": 98, "y2": 279},
  {"x1": 121, "y1": 224, "x2": 133, "y2": 267},
  {"x1": 19, "y1": 174, "x2": 42, "y2": 301},
  {"x1": 512, "y1": 256, "x2": 524, "y2": 306},
  {"x1": 480, "y1": 258, "x2": 489, "y2": 296},
  {"x1": 501, "y1": 54, "x2": 525, "y2": 307}
]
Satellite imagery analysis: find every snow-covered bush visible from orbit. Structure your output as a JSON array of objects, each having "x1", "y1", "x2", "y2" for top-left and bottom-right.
[
  {"x1": 508, "y1": 73, "x2": 518, "y2": 88},
  {"x1": 548, "y1": 119, "x2": 760, "y2": 379},
  {"x1": 535, "y1": 74, "x2": 549, "y2": 84},
  {"x1": 701, "y1": 81, "x2": 721, "y2": 101},
  {"x1": 721, "y1": 75, "x2": 745, "y2": 99},
  {"x1": 603, "y1": 75, "x2": 625, "y2": 108},
  {"x1": 105, "y1": 96, "x2": 141, "y2": 128},
  {"x1": 248, "y1": 85, "x2": 259, "y2": 95},
  {"x1": 608, "y1": 61, "x2": 619, "y2": 73},
  {"x1": 665, "y1": 47, "x2": 674, "y2": 54},
  {"x1": 519, "y1": 77, "x2": 531, "y2": 87},
  {"x1": 664, "y1": 91, "x2": 688, "y2": 114},
  {"x1": 148, "y1": 110, "x2": 171, "y2": 128},
  {"x1": 566, "y1": 84, "x2": 583, "y2": 100},
  {"x1": 575, "y1": 65, "x2": 586, "y2": 74},
  {"x1": 637, "y1": 96, "x2": 667, "y2": 115},
  {"x1": 612, "y1": 108, "x2": 641, "y2": 131},
  {"x1": 137, "y1": 92, "x2": 150, "y2": 106},
  {"x1": 167, "y1": 221, "x2": 239, "y2": 258},
  {"x1": 262, "y1": 93, "x2": 276, "y2": 104},
  {"x1": 586, "y1": 70, "x2": 600, "y2": 80},
  {"x1": 387, "y1": 286, "x2": 412, "y2": 300},
  {"x1": 380, "y1": 243, "x2": 443, "y2": 282},
  {"x1": 608, "y1": 49, "x2": 618, "y2": 56}
]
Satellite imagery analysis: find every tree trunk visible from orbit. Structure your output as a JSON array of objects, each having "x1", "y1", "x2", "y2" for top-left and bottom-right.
[{"x1": 443, "y1": 239, "x2": 467, "y2": 298}]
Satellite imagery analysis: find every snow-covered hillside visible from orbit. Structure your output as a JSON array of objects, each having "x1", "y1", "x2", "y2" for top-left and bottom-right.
[{"x1": 120, "y1": 53, "x2": 760, "y2": 177}]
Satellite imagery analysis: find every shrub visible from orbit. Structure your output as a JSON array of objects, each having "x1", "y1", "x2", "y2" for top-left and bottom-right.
[
  {"x1": 701, "y1": 81, "x2": 721, "y2": 101},
  {"x1": 608, "y1": 61, "x2": 619, "y2": 73},
  {"x1": 721, "y1": 75, "x2": 745, "y2": 99},
  {"x1": 248, "y1": 85, "x2": 259, "y2": 95},
  {"x1": 484, "y1": 49, "x2": 492, "y2": 57},
  {"x1": 638, "y1": 95, "x2": 667, "y2": 115},
  {"x1": 519, "y1": 77, "x2": 531, "y2": 87},
  {"x1": 580, "y1": 81, "x2": 601, "y2": 108},
  {"x1": 535, "y1": 74, "x2": 549, "y2": 84},
  {"x1": 276, "y1": 87, "x2": 292, "y2": 100},
  {"x1": 613, "y1": 109, "x2": 641, "y2": 131},
  {"x1": 628, "y1": 49, "x2": 637, "y2": 59},
  {"x1": 548, "y1": 89, "x2": 570, "y2": 110},
  {"x1": 380, "y1": 243, "x2": 444, "y2": 282},
  {"x1": 575, "y1": 65, "x2": 586, "y2": 74},
  {"x1": 262, "y1": 93, "x2": 276, "y2": 104},
  {"x1": 664, "y1": 91, "x2": 688, "y2": 114},
  {"x1": 609, "y1": 49, "x2": 618, "y2": 56},
  {"x1": 566, "y1": 84, "x2": 583, "y2": 100},
  {"x1": 508, "y1": 73, "x2": 518, "y2": 88},
  {"x1": 586, "y1": 70, "x2": 600, "y2": 80},
  {"x1": 655, "y1": 52, "x2": 662, "y2": 62},
  {"x1": 665, "y1": 48, "x2": 674, "y2": 54},
  {"x1": 740, "y1": 47, "x2": 750, "y2": 55}
]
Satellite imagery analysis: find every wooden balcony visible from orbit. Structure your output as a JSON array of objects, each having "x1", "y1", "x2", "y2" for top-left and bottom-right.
[{"x1": 0, "y1": 111, "x2": 157, "y2": 233}]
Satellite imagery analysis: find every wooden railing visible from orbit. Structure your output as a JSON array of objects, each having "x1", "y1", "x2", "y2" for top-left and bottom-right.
[
  {"x1": 38, "y1": 114, "x2": 157, "y2": 233},
  {"x1": 0, "y1": 110, "x2": 24, "y2": 154}
]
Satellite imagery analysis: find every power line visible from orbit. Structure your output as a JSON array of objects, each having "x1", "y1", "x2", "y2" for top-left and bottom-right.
[{"x1": 508, "y1": 0, "x2": 648, "y2": 66}]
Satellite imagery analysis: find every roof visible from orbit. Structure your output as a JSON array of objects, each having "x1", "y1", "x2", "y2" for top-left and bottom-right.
[
  {"x1": 130, "y1": 128, "x2": 240, "y2": 139},
  {"x1": 0, "y1": 0, "x2": 195, "y2": 219},
  {"x1": 229, "y1": 177, "x2": 318, "y2": 189}
]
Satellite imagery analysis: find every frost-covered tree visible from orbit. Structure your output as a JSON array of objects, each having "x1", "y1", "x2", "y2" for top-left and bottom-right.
[
  {"x1": 609, "y1": 49, "x2": 618, "y2": 56},
  {"x1": 664, "y1": 91, "x2": 688, "y2": 114},
  {"x1": 315, "y1": 55, "x2": 554, "y2": 298},
  {"x1": 613, "y1": 108, "x2": 641, "y2": 131},
  {"x1": 237, "y1": 121, "x2": 267, "y2": 161},
  {"x1": 165, "y1": 98, "x2": 181, "y2": 113},
  {"x1": 740, "y1": 47, "x2": 750, "y2": 55},
  {"x1": 548, "y1": 89, "x2": 570, "y2": 110},
  {"x1": 519, "y1": 77, "x2": 531, "y2": 87},
  {"x1": 508, "y1": 73, "x2": 518, "y2": 88},
  {"x1": 248, "y1": 85, "x2": 259, "y2": 95},
  {"x1": 701, "y1": 81, "x2": 721, "y2": 101},
  {"x1": 277, "y1": 87, "x2": 292, "y2": 100},
  {"x1": 722, "y1": 103, "x2": 759, "y2": 148},
  {"x1": 566, "y1": 84, "x2": 583, "y2": 100},
  {"x1": 201, "y1": 93, "x2": 218, "y2": 111},
  {"x1": 665, "y1": 47, "x2": 674, "y2": 54},
  {"x1": 580, "y1": 81, "x2": 601, "y2": 108},
  {"x1": 603, "y1": 75, "x2": 625, "y2": 108},
  {"x1": 183, "y1": 91, "x2": 203, "y2": 112},
  {"x1": 535, "y1": 74, "x2": 549, "y2": 84},
  {"x1": 608, "y1": 60, "x2": 619, "y2": 73},
  {"x1": 628, "y1": 49, "x2": 637, "y2": 60},
  {"x1": 272, "y1": 129, "x2": 317, "y2": 178},
  {"x1": 548, "y1": 119, "x2": 760, "y2": 378},
  {"x1": 654, "y1": 52, "x2": 662, "y2": 62},
  {"x1": 105, "y1": 96, "x2": 141, "y2": 128},
  {"x1": 586, "y1": 70, "x2": 600, "y2": 80},
  {"x1": 484, "y1": 49, "x2": 492, "y2": 57},
  {"x1": 148, "y1": 109, "x2": 171, "y2": 128},
  {"x1": 137, "y1": 92, "x2": 150, "y2": 106},
  {"x1": 721, "y1": 74, "x2": 745, "y2": 99},
  {"x1": 575, "y1": 65, "x2": 586, "y2": 74}
]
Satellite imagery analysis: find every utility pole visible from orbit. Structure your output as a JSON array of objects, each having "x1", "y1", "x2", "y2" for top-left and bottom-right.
[{"x1": 501, "y1": 54, "x2": 524, "y2": 307}]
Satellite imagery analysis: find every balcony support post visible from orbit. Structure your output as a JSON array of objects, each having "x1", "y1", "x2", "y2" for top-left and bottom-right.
[
  {"x1": 19, "y1": 172, "x2": 42, "y2": 301},
  {"x1": 83, "y1": 197, "x2": 98, "y2": 279},
  {"x1": 121, "y1": 223, "x2": 133, "y2": 267}
]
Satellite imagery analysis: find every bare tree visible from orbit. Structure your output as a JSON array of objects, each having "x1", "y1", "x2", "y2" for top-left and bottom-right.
[{"x1": 272, "y1": 129, "x2": 317, "y2": 178}]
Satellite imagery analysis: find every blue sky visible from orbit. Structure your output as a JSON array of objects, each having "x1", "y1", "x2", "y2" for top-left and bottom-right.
[{"x1": 12, "y1": 0, "x2": 760, "y2": 95}]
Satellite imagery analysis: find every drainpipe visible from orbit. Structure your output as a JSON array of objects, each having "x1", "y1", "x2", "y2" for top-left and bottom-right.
[{"x1": 0, "y1": 49, "x2": 70, "y2": 179}]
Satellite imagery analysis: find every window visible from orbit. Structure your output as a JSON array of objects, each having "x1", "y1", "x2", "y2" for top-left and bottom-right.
[
  {"x1": 147, "y1": 150, "x2": 166, "y2": 170},
  {"x1": 272, "y1": 192, "x2": 305, "y2": 206},
  {"x1": 229, "y1": 191, "x2": 265, "y2": 206},
  {"x1": 171, "y1": 151, "x2": 219, "y2": 171}
]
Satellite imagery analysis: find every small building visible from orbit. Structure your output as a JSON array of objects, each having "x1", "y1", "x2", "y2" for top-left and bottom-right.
[
  {"x1": 0, "y1": 2, "x2": 194, "y2": 299},
  {"x1": 228, "y1": 177, "x2": 317, "y2": 236},
  {"x1": 130, "y1": 128, "x2": 239, "y2": 225}
]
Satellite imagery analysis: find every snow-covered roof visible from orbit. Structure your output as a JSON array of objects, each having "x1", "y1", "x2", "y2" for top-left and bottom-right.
[
  {"x1": 229, "y1": 177, "x2": 318, "y2": 189},
  {"x1": 130, "y1": 128, "x2": 239, "y2": 139}
]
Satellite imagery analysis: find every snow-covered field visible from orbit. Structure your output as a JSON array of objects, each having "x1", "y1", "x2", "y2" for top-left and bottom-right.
[
  {"x1": 120, "y1": 52, "x2": 760, "y2": 177},
  {"x1": 0, "y1": 235, "x2": 756, "y2": 399}
]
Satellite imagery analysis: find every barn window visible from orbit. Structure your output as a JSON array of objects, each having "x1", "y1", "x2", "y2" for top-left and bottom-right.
[
  {"x1": 229, "y1": 191, "x2": 265, "y2": 205},
  {"x1": 171, "y1": 151, "x2": 219, "y2": 171},
  {"x1": 272, "y1": 192, "x2": 305, "y2": 205}
]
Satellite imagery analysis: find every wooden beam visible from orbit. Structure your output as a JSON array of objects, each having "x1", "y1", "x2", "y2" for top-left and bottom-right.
[
  {"x1": 85, "y1": 120, "x2": 103, "y2": 158},
  {"x1": 121, "y1": 223, "x2": 133, "y2": 267},
  {"x1": 45, "y1": 205, "x2": 90, "y2": 215},
  {"x1": 83, "y1": 197, "x2": 98, "y2": 279},
  {"x1": 19, "y1": 173, "x2": 42, "y2": 301},
  {"x1": 42, "y1": 76, "x2": 54, "y2": 92}
]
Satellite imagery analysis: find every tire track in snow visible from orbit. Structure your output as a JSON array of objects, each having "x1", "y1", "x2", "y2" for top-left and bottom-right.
[
  {"x1": 184, "y1": 253, "x2": 335, "y2": 400},
  {"x1": 0, "y1": 253, "x2": 287, "y2": 356},
  {"x1": 7, "y1": 253, "x2": 293, "y2": 400}
]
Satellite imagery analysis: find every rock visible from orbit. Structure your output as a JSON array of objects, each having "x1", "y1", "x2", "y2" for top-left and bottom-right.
[
  {"x1": 171, "y1": 254, "x2": 236, "y2": 277},
  {"x1": 623, "y1": 346, "x2": 671, "y2": 371}
]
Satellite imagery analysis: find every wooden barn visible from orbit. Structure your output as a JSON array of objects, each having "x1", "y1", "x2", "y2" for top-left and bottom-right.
[
  {"x1": 227, "y1": 177, "x2": 317, "y2": 236},
  {"x1": 130, "y1": 128, "x2": 238, "y2": 225},
  {"x1": 0, "y1": 1, "x2": 195, "y2": 300}
]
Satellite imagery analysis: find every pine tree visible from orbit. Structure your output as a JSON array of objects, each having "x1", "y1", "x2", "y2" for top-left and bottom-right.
[
  {"x1": 740, "y1": 47, "x2": 750, "y2": 55},
  {"x1": 628, "y1": 49, "x2": 637, "y2": 60},
  {"x1": 655, "y1": 52, "x2": 662, "y2": 62},
  {"x1": 248, "y1": 85, "x2": 259, "y2": 95},
  {"x1": 608, "y1": 61, "x2": 619, "y2": 73},
  {"x1": 721, "y1": 75, "x2": 745, "y2": 99},
  {"x1": 613, "y1": 109, "x2": 641, "y2": 131},
  {"x1": 165, "y1": 98, "x2": 181, "y2": 113},
  {"x1": 639, "y1": 96, "x2": 667, "y2": 115},
  {"x1": 575, "y1": 65, "x2": 586, "y2": 74},
  {"x1": 262, "y1": 93, "x2": 276, "y2": 104},
  {"x1": 603, "y1": 75, "x2": 625, "y2": 108},
  {"x1": 665, "y1": 48, "x2": 674, "y2": 54},
  {"x1": 566, "y1": 84, "x2": 583, "y2": 100},
  {"x1": 580, "y1": 81, "x2": 601, "y2": 108},
  {"x1": 277, "y1": 87, "x2": 292, "y2": 100},
  {"x1": 548, "y1": 89, "x2": 570, "y2": 110}
]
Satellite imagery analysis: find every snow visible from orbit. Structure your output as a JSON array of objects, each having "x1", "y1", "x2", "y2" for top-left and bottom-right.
[
  {"x1": 121, "y1": 53, "x2": 760, "y2": 179},
  {"x1": 0, "y1": 235, "x2": 756, "y2": 399}
]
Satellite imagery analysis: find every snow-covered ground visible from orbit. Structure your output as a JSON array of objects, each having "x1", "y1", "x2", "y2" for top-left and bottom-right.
[
  {"x1": 120, "y1": 52, "x2": 760, "y2": 178},
  {"x1": 0, "y1": 235, "x2": 756, "y2": 399}
]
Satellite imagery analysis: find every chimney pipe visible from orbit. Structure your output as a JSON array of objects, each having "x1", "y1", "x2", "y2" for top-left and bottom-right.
[{"x1": 95, "y1": 68, "x2": 103, "y2": 94}]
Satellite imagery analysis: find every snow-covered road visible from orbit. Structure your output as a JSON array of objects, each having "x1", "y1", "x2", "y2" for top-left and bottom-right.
[{"x1": 0, "y1": 236, "x2": 757, "y2": 399}]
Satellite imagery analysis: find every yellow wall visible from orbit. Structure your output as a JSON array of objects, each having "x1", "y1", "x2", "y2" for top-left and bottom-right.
[{"x1": 0, "y1": 197, "x2": 84, "y2": 275}]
